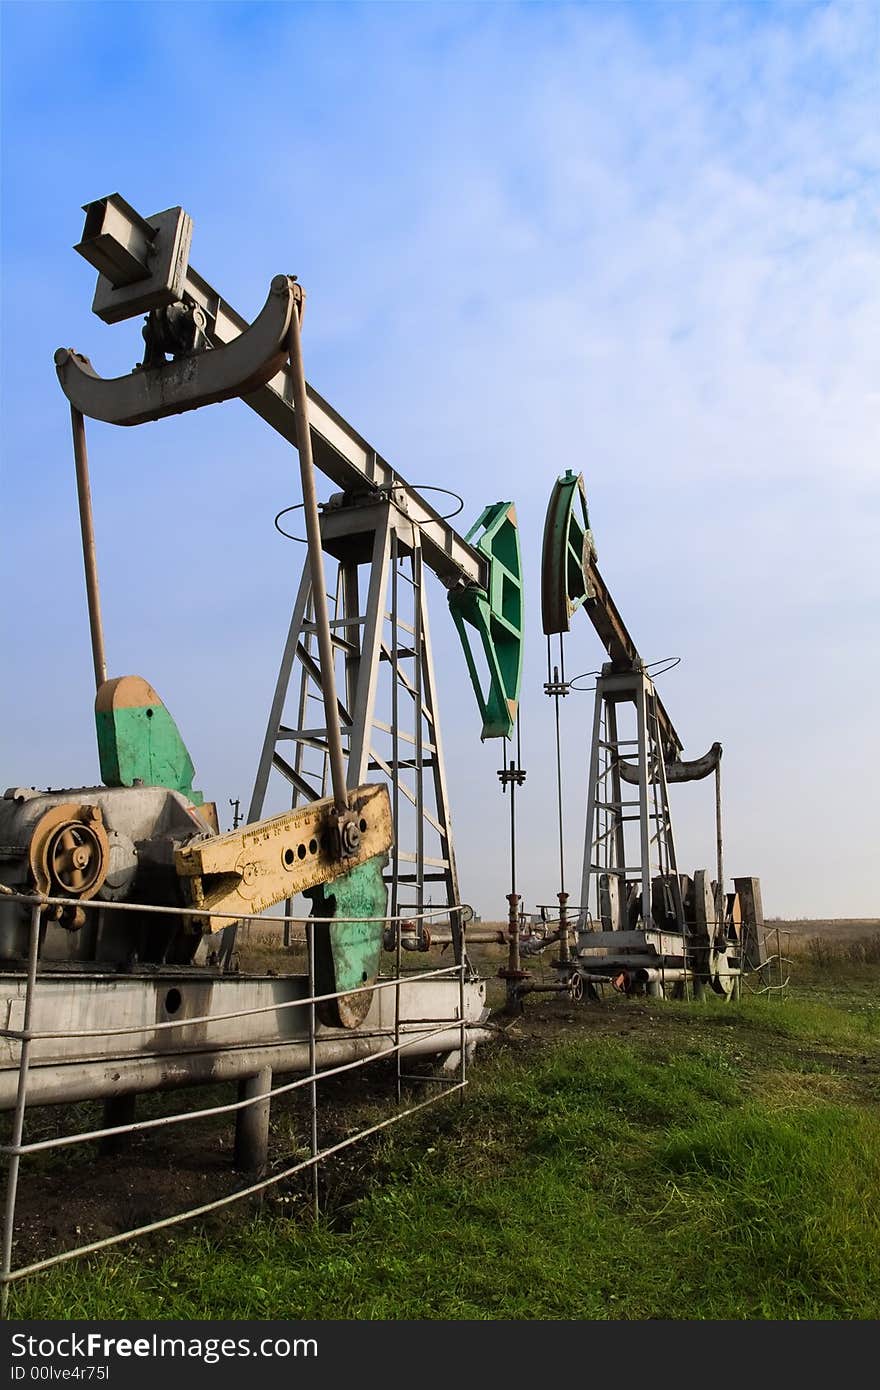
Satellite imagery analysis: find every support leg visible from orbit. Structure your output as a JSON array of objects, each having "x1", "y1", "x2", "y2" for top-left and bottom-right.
[
  {"x1": 99, "y1": 1094, "x2": 137, "y2": 1156},
  {"x1": 234, "y1": 1067, "x2": 272, "y2": 1176}
]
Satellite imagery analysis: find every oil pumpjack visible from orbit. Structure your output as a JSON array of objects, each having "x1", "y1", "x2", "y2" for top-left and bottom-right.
[
  {"x1": 0, "y1": 192, "x2": 525, "y2": 1111},
  {"x1": 537, "y1": 469, "x2": 766, "y2": 1001}
]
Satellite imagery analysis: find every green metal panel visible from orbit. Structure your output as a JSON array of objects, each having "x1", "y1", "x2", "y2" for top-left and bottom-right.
[
  {"x1": 448, "y1": 501, "x2": 524, "y2": 740},
  {"x1": 540, "y1": 469, "x2": 596, "y2": 635},
  {"x1": 94, "y1": 675, "x2": 202, "y2": 803},
  {"x1": 306, "y1": 851, "x2": 389, "y2": 1028}
]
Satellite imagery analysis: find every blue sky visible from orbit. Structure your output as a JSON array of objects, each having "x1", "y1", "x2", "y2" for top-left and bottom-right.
[{"x1": 1, "y1": 0, "x2": 878, "y2": 918}]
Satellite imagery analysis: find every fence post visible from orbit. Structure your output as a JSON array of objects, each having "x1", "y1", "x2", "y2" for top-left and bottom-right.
[
  {"x1": 99, "y1": 1095, "x2": 137, "y2": 1155},
  {"x1": 234, "y1": 1067, "x2": 272, "y2": 1177},
  {"x1": 1, "y1": 903, "x2": 41, "y2": 1316}
]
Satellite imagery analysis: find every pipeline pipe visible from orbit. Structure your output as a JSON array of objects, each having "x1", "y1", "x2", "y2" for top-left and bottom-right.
[
  {"x1": 0, "y1": 1023, "x2": 493, "y2": 1112},
  {"x1": 502, "y1": 891, "x2": 524, "y2": 1008},
  {"x1": 515, "y1": 981, "x2": 572, "y2": 997},
  {"x1": 387, "y1": 928, "x2": 506, "y2": 949},
  {"x1": 632, "y1": 966, "x2": 691, "y2": 983},
  {"x1": 715, "y1": 760, "x2": 725, "y2": 925},
  {"x1": 556, "y1": 890, "x2": 571, "y2": 965}
]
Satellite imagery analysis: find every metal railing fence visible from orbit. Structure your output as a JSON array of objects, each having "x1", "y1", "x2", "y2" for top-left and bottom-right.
[{"x1": 0, "y1": 889, "x2": 473, "y2": 1313}]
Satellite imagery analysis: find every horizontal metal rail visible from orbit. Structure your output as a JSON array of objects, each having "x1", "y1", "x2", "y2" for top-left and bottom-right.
[
  {"x1": 0, "y1": 1021, "x2": 464, "y2": 1157},
  {"x1": 0, "y1": 962, "x2": 460, "y2": 1042},
  {"x1": 0, "y1": 887, "x2": 463, "y2": 927},
  {"x1": 2, "y1": 1085, "x2": 465, "y2": 1287}
]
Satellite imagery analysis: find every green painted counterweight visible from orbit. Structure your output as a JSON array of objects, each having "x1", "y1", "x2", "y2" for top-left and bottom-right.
[
  {"x1": 448, "y1": 501, "x2": 524, "y2": 740},
  {"x1": 540, "y1": 468, "x2": 596, "y2": 635},
  {"x1": 305, "y1": 852, "x2": 389, "y2": 1029},
  {"x1": 95, "y1": 675, "x2": 203, "y2": 803}
]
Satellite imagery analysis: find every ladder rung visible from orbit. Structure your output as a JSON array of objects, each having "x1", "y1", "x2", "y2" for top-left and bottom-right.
[
  {"x1": 372, "y1": 720, "x2": 436, "y2": 752},
  {"x1": 369, "y1": 759, "x2": 434, "y2": 771},
  {"x1": 277, "y1": 725, "x2": 353, "y2": 738},
  {"x1": 396, "y1": 853, "x2": 450, "y2": 868},
  {"x1": 384, "y1": 612, "x2": 417, "y2": 632},
  {"x1": 391, "y1": 873, "x2": 450, "y2": 883},
  {"x1": 301, "y1": 624, "x2": 358, "y2": 653}
]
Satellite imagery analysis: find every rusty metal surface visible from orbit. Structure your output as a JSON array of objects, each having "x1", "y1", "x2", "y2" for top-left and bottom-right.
[
  {"x1": 174, "y1": 783, "x2": 393, "y2": 929},
  {"x1": 27, "y1": 804, "x2": 109, "y2": 927},
  {"x1": 0, "y1": 785, "x2": 217, "y2": 964},
  {"x1": 619, "y1": 741, "x2": 722, "y2": 784},
  {"x1": 54, "y1": 275, "x2": 297, "y2": 426}
]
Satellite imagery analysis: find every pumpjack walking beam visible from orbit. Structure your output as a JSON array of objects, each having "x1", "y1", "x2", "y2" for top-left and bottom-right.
[
  {"x1": 60, "y1": 195, "x2": 489, "y2": 595},
  {"x1": 60, "y1": 196, "x2": 522, "y2": 729}
]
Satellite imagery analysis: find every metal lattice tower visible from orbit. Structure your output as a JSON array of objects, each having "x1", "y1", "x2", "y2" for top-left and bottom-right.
[
  {"x1": 249, "y1": 491, "x2": 462, "y2": 955},
  {"x1": 579, "y1": 665, "x2": 685, "y2": 935}
]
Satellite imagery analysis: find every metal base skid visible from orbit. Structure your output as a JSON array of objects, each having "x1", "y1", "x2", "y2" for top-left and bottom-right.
[{"x1": 0, "y1": 968, "x2": 489, "y2": 1109}]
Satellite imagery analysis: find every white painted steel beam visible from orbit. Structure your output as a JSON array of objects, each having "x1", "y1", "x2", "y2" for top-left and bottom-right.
[{"x1": 72, "y1": 198, "x2": 489, "y2": 593}]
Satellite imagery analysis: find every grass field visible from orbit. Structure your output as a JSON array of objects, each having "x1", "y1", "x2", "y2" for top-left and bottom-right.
[{"x1": 5, "y1": 927, "x2": 880, "y2": 1321}]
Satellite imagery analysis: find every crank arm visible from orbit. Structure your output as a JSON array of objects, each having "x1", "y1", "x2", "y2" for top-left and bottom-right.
[{"x1": 174, "y1": 782, "x2": 392, "y2": 930}]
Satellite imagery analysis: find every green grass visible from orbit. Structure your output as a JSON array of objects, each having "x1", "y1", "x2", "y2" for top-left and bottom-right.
[{"x1": 7, "y1": 976, "x2": 880, "y2": 1322}]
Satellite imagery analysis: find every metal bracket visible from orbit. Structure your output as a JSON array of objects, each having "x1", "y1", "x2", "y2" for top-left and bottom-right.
[
  {"x1": 448, "y1": 502, "x2": 524, "y2": 740},
  {"x1": 54, "y1": 275, "x2": 298, "y2": 426},
  {"x1": 75, "y1": 195, "x2": 194, "y2": 325}
]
